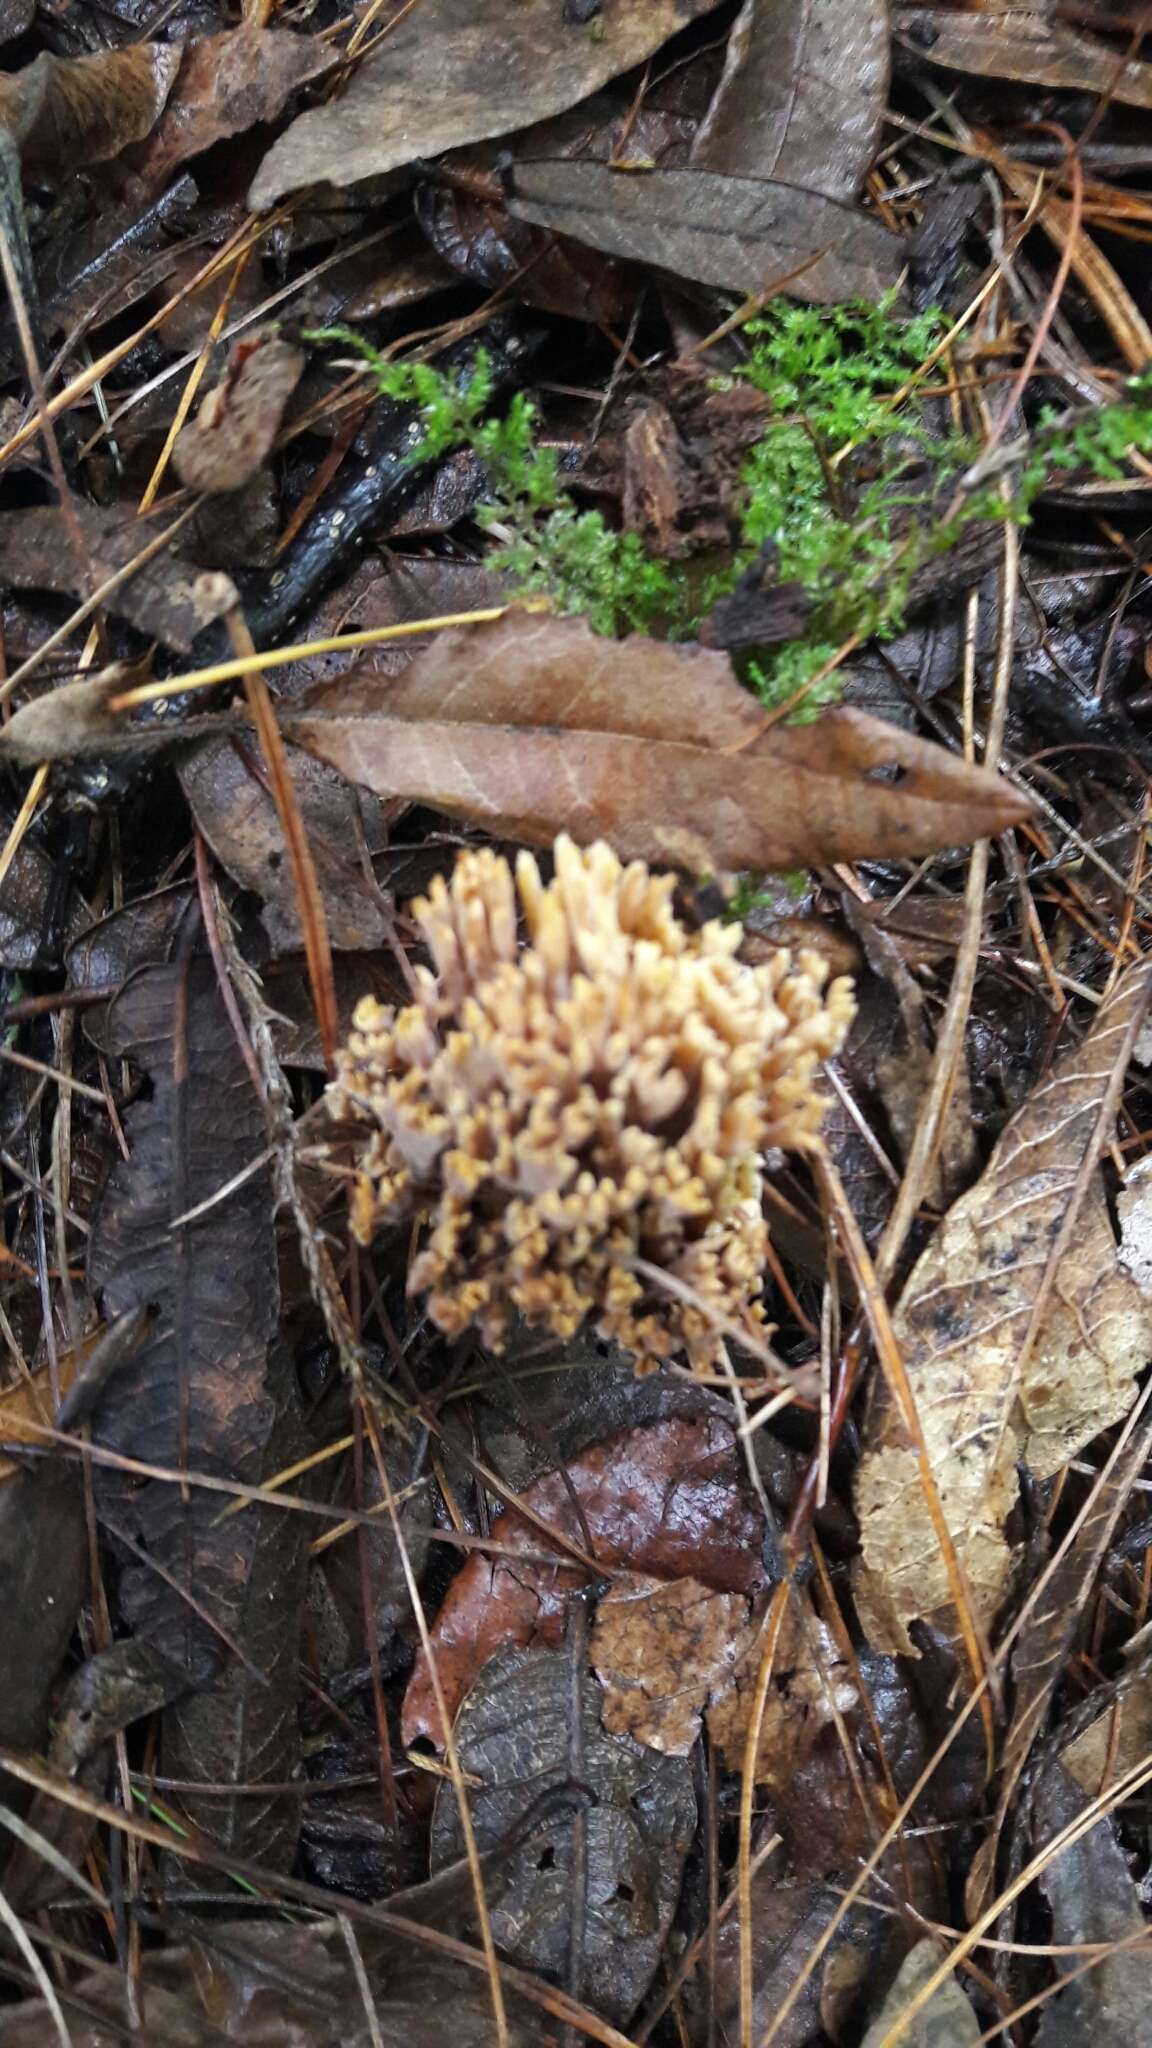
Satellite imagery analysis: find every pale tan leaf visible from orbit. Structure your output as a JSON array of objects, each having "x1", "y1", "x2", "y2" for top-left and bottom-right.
[
  {"x1": 895, "y1": 9, "x2": 1152, "y2": 110},
  {"x1": 0, "y1": 44, "x2": 180, "y2": 175},
  {"x1": 854, "y1": 962, "x2": 1152, "y2": 1655},
  {"x1": 289, "y1": 610, "x2": 1031, "y2": 874}
]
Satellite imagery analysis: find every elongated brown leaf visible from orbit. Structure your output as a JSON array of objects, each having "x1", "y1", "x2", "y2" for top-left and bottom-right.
[
  {"x1": 248, "y1": 0, "x2": 724, "y2": 210},
  {"x1": 854, "y1": 961, "x2": 1152, "y2": 1656},
  {"x1": 693, "y1": 0, "x2": 889, "y2": 203},
  {"x1": 896, "y1": 8, "x2": 1152, "y2": 110},
  {"x1": 289, "y1": 611, "x2": 1030, "y2": 873},
  {"x1": 509, "y1": 160, "x2": 902, "y2": 304},
  {"x1": 87, "y1": 954, "x2": 306, "y2": 1870}
]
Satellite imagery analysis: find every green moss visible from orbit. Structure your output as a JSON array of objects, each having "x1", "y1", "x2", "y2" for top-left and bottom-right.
[{"x1": 306, "y1": 313, "x2": 1152, "y2": 713}]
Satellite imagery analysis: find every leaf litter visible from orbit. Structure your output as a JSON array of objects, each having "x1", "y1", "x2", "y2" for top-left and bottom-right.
[{"x1": 3, "y1": 0, "x2": 1152, "y2": 2042}]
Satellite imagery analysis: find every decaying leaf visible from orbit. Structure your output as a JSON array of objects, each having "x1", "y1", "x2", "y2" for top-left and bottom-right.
[
  {"x1": 0, "y1": 500, "x2": 239, "y2": 650},
  {"x1": 133, "y1": 27, "x2": 333, "y2": 194},
  {"x1": 895, "y1": 8, "x2": 1152, "y2": 111},
  {"x1": 509, "y1": 159, "x2": 902, "y2": 305},
  {"x1": 248, "y1": 0, "x2": 724, "y2": 210},
  {"x1": 592, "y1": 1573, "x2": 751, "y2": 1755},
  {"x1": 860, "y1": 1939, "x2": 981, "y2": 2048},
  {"x1": 693, "y1": 0, "x2": 889, "y2": 204},
  {"x1": 430, "y1": 1642, "x2": 697, "y2": 2026},
  {"x1": 87, "y1": 954, "x2": 306, "y2": 1870},
  {"x1": 173, "y1": 328, "x2": 305, "y2": 495},
  {"x1": 0, "y1": 44, "x2": 180, "y2": 175},
  {"x1": 1033, "y1": 1764, "x2": 1152, "y2": 2047},
  {"x1": 402, "y1": 1414, "x2": 767, "y2": 1746},
  {"x1": 854, "y1": 961, "x2": 1152, "y2": 1655},
  {"x1": 182, "y1": 732, "x2": 393, "y2": 953},
  {"x1": 290, "y1": 610, "x2": 1031, "y2": 874}
]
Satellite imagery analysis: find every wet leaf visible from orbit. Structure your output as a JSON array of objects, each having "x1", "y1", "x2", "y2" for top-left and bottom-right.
[
  {"x1": 248, "y1": 0, "x2": 725, "y2": 210},
  {"x1": 854, "y1": 961, "x2": 1152, "y2": 1655},
  {"x1": 132, "y1": 27, "x2": 333, "y2": 194},
  {"x1": 173, "y1": 328, "x2": 305, "y2": 495},
  {"x1": 592, "y1": 1572, "x2": 750, "y2": 1754},
  {"x1": 508, "y1": 161, "x2": 902, "y2": 305},
  {"x1": 430, "y1": 1641, "x2": 697, "y2": 2026},
  {"x1": 895, "y1": 8, "x2": 1152, "y2": 111},
  {"x1": 0, "y1": 1917, "x2": 553, "y2": 2047},
  {"x1": 402, "y1": 1413, "x2": 767, "y2": 1747},
  {"x1": 181, "y1": 733, "x2": 394, "y2": 954},
  {"x1": 0, "y1": 1463, "x2": 86, "y2": 1758},
  {"x1": 693, "y1": 0, "x2": 889, "y2": 203},
  {"x1": 0, "y1": 44, "x2": 180, "y2": 176},
  {"x1": 860, "y1": 1939, "x2": 980, "y2": 2048},
  {"x1": 0, "y1": 500, "x2": 239, "y2": 650},
  {"x1": 290, "y1": 610, "x2": 1031, "y2": 875},
  {"x1": 87, "y1": 954, "x2": 306, "y2": 1869},
  {"x1": 1033, "y1": 1764, "x2": 1152, "y2": 2047}
]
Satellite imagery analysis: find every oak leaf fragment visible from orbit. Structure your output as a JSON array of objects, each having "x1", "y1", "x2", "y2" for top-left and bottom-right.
[
  {"x1": 854, "y1": 960, "x2": 1152, "y2": 1655},
  {"x1": 592, "y1": 1573, "x2": 751, "y2": 1755},
  {"x1": 289, "y1": 610, "x2": 1032, "y2": 875},
  {"x1": 174, "y1": 329, "x2": 304, "y2": 495}
]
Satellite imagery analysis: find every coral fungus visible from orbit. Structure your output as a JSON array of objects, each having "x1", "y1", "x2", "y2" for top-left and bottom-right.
[{"x1": 328, "y1": 836, "x2": 853, "y2": 1372}]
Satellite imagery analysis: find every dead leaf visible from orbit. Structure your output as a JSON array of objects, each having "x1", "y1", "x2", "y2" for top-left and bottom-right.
[
  {"x1": 1033, "y1": 1764, "x2": 1152, "y2": 2048},
  {"x1": 592, "y1": 1573, "x2": 751, "y2": 1754},
  {"x1": 289, "y1": 610, "x2": 1031, "y2": 875},
  {"x1": 860, "y1": 1939, "x2": 980, "y2": 2048},
  {"x1": 173, "y1": 328, "x2": 305, "y2": 495},
  {"x1": 132, "y1": 27, "x2": 333, "y2": 195},
  {"x1": 0, "y1": 44, "x2": 180, "y2": 176},
  {"x1": 508, "y1": 161, "x2": 903, "y2": 305},
  {"x1": 693, "y1": 0, "x2": 889, "y2": 203},
  {"x1": 0, "y1": 1359, "x2": 79, "y2": 1482},
  {"x1": 430, "y1": 1641, "x2": 697, "y2": 2026},
  {"x1": 87, "y1": 954, "x2": 306, "y2": 1871},
  {"x1": 854, "y1": 961, "x2": 1152, "y2": 1655},
  {"x1": 248, "y1": 0, "x2": 724, "y2": 211},
  {"x1": 1062, "y1": 1675, "x2": 1152, "y2": 1800},
  {"x1": 0, "y1": 500, "x2": 239, "y2": 650},
  {"x1": 182, "y1": 732, "x2": 394, "y2": 953},
  {"x1": 895, "y1": 8, "x2": 1152, "y2": 111},
  {"x1": 402, "y1": 1413, "x2": 767, "y2": 1747}
]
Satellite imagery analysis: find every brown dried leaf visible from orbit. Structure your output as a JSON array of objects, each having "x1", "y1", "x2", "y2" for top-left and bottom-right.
[
  {"x1": 0, "y1": 499, "x2": 239, "y2": 650},
  {"x1": 182, "y1": 733, "x2": 393, "y2": 953},
  {"x1": 895, "y1": 7, "x2": 1152, "y2": 109},
  {"x1": 248, "y1": 0, "x2": 724, "y2": 211},
  {"x1": 592, "y1": 1573, "x2": 750, "y2": 1754},
  {"x1": 0, "y1": 44, "x2": 180, "y2": 175},
  {"x1": 133, "y1": 27, "x2": 332, "y2": 194},
  {"x1": 509, "y1": 160, "x2": 902, "y2": 305},
  {"x1": 693, "y1": 0, "x2": 889, "y2": 203},
  {"x1": 854, "y1": 962, "x2": 1152, "y2": 1655},
  {"x1": 290, "y1": 610, "x2": 1031, "y2": 874},
  {"x1": 401, "y1": 1414, "x2": 767, "y2": 1747},
  {"x1": 173, "y1": 329, "x2": 305, "y2": 495}
]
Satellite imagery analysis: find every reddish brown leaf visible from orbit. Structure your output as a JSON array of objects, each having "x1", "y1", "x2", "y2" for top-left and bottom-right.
[
  {"x1": 401, "y1": 1414, "x2": 767, "y2": 1747},
  {"x1": 248, "y1": 0, "x2": 724, "y2": 211},
  {"x1": 290, "y1": 610, "x2": 1032, "y2": 874},
  {"x1": 693, "y1": 0, "x2": 889, "y2": 204}
]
